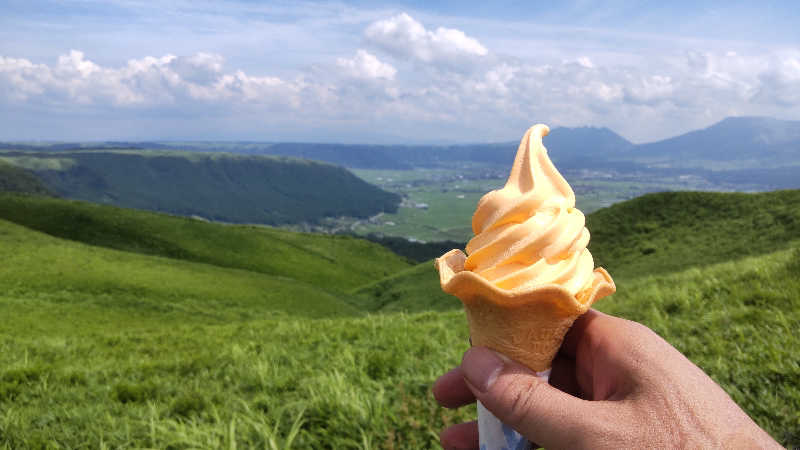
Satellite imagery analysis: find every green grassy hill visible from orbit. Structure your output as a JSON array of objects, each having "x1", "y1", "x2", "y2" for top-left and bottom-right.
[
  {"x1": 0, "y1": 194, "x2": 410, "y2": 292},
  {"x1": 1, "y1": 246, "x2": 797, "y2": 447},
  {"x1": 0, "y1": 150, "x2": 400, "y2": 225},
  {"x1": 350, "y1": 262, "x2": 460, "y2": 313},
  {"x1": 587, "y1": 190, "x2": 800, "y2": 279},
  {"x1": 0, "y1": 191, "x2": 798, "y2": 447},
  {"x1": 0, "y1": 218, "x2": 360, "y2": 320},
  {"x1": 355, "y1": 190, "x2": 800, "y2": 312}
]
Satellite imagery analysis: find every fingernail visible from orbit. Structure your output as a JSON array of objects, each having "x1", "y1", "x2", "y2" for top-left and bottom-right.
[{"x1": 461, "y1": 347, "x2": 504, "y2": 393}]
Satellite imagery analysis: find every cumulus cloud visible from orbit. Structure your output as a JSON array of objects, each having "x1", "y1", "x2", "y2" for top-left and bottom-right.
[
  {"x1": 0, "y1": 56, "x2": 52, "y2": 101},
  {"x1": 624, "y1": 75, "x2": 675, "y2": 104},
  {"x1": 167, "y1": 52, "x2": 224, "y2": 85},
  {"x1": 754, "y1": 50, "x2": 800, "y2": 106},
  {"x1": 364, "y1": 13, "x2": 488, "y2": 65},
  {"x1": 0, "y1": 50, "x2": 316, "y2": 110},
  {"x1": 1, "y1": 12, "x2": 799, "y2": 142},
  {"x1": 386, "y1": 44, "x2": 800, "y2": 141},
  {"x1": 336, "y1": 50, "x2": 396, "y2": 80},
  {"x1": 472, "y1": 63, "x2": 517, "y2": 95}
]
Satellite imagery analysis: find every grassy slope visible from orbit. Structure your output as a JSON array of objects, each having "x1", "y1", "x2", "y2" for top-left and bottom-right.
[
  {"x1": 0, "y1": 219, "x2": 359, "y2": 320},
  {"x1": 351, "y1": 262, "x2": 461, "y2": 313},
  {"x1": 0, "y1": 248, "x2": 797, "y2": 447},
  {"x1": 0, "y1": 194, "x2": 410, "y2": 293},
  {"x1": 0, "y1": 191, "x2": 798, "y2": 447},
  {"x1": 587, "y1": 190, "x2": 800, "y2": 279},
  {"x1": 1, "y1": 150, "x2": 400, "y2": 225},
  {"x1": 355, "y1": 190, "x2": 800, "y2": 312}
]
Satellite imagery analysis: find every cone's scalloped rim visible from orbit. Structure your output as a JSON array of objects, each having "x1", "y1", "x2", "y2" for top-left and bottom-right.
[{"x1": 435, "y1": 249, "x2": 616, "y2": 315}]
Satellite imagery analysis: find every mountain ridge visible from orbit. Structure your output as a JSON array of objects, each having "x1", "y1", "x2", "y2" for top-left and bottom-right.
[
  {"x1": 630, "y1": 116, "x2": 800, "y2": 165},
  {"x1": 0, "y1": 150, "x2": 401, "y2": 225},
  {"x1": 2, "y1": 117, "x2": 797, "y2": 172}
]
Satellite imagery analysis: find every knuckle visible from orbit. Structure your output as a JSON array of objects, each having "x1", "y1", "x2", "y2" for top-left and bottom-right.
[
  {"x1": 621, "y1": 320, "x2": 668, "y2": 355},
  {"x1": 502, "y1": 377, "x2": 543, "y2": 427}
]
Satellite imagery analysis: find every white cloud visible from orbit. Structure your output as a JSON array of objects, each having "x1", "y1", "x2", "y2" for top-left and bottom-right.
[
  {"x1": 167, "y1": 52, "x2": 224, "y2": 85},
  {"x1": 474, "y1": 63, "x2": 517, "y2": 95},
  {"x1": 624, "y1": 75, "x2": 675, "y2": 104},
  {"x1": 336, "y1": 49, "x2": 396, "y2": 80},
  {"x1": 57, "y1": 50, "x2": 101, "y2": 77},
  {"x1": 1, "y1": 11, "x2": 800, "y2": 143},
  {"x1": 0, "y1": 56, "x2": 52, "y2": 101},
  {"x1": 364, "y1": 13, "x2": 488, "y2": 65},
  {"x1": 576, "y1": 57, "x2": 594, "y2": 69},
  {"x1": 754, "y1": 50, "x2": 800, "y2": 106},
  {"x1": 0, "y1": 50, "x2": 309, "y2": 109}
]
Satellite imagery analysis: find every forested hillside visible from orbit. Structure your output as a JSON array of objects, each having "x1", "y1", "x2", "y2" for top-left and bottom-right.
[
  {"x1": 0, "y1": 151, "x2": 400, "y2": 225},
  {"x1": 0, "y1": 160, "x2": 51, "y2": 195}
]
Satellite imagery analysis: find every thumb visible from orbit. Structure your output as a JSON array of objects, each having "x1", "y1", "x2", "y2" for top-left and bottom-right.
[{"x1": 461, "y1": 347, "x2": 603, "y2": 449}]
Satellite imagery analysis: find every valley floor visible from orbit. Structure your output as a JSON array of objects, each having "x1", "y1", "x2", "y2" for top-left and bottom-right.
[{"x1": 343, "y1": 167, "x2": 769, "y2": 243}]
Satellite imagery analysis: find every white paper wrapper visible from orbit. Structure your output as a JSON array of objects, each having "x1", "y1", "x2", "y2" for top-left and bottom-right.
[{"x1": 477, "y1": 369, "x2": 550, "y2": 450}]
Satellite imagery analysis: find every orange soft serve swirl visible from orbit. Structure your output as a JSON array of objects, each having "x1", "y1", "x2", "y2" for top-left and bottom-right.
[{"x1": 464, "y1": 124, "x2": 594, "y2": 296}]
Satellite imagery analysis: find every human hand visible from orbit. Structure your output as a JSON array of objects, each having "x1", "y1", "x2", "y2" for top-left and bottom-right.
[{"x1": 433, "y1": 309, "x2": 780, "y2": 449}]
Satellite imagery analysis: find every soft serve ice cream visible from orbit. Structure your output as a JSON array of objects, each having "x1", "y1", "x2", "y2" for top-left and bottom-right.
[
  {"x1": 464, "y1": 124, "x2": 595, "y2": 297},
  {"x1": 435, "y1": 124, "x2": 615, "y2": 371},
  {"x1": 435, "y1": 125, "x2": 616, "y2": 450}
]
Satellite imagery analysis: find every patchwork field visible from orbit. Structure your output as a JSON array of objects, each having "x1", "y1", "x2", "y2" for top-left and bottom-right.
[{"x1": 348, "y1": 167, "x2": 735, "y2": 243}]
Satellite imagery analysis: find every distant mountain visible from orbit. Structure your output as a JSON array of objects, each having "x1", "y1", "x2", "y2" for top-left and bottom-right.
[
  {"x1": 243, "y1": 118, "x2": 796, "y2": 172},
  {"x1": 0, "y1": 151, "x2": 400, "y2": 225},
  {"x1": 629, "y1": 116, "x2": 800, "y2": 167},
  {"x1": 259, "y1": 142, "x2": 414, "y2": 170},
  {"x1": 2, "y1": 115, "x2": 796, "y2": 175},
  {"x1": 196, "y1": 126, "x2": 633, "y2": 170},
  {"x1": 412, "y1": 126, "x2": 634, "y2": 169},
  {"x1": 545, "y1": 126, "x2": 634, "y2": 162}
]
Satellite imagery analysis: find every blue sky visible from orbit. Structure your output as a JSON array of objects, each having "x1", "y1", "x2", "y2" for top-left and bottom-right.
[{"x1": 1, "y1": 0, "x2": 799, "y2": 143}]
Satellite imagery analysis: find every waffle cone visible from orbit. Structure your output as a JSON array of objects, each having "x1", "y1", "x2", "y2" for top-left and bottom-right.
[{"x1": 435, "y1": 249, "x2": 615, "y2": 371}]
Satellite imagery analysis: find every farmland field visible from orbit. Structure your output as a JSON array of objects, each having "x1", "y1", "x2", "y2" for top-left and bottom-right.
[{"x1": 348, "y1": 167, "x2": 732, "y2": 242}]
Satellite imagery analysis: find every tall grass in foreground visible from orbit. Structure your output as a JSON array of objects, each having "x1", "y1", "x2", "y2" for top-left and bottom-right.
[
  {"x1": 1, "y1": 247, "x2": 798, "y2": 448},
  {"x1": 0, "y1": 309, "x2": 472, "y2": 449}
]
